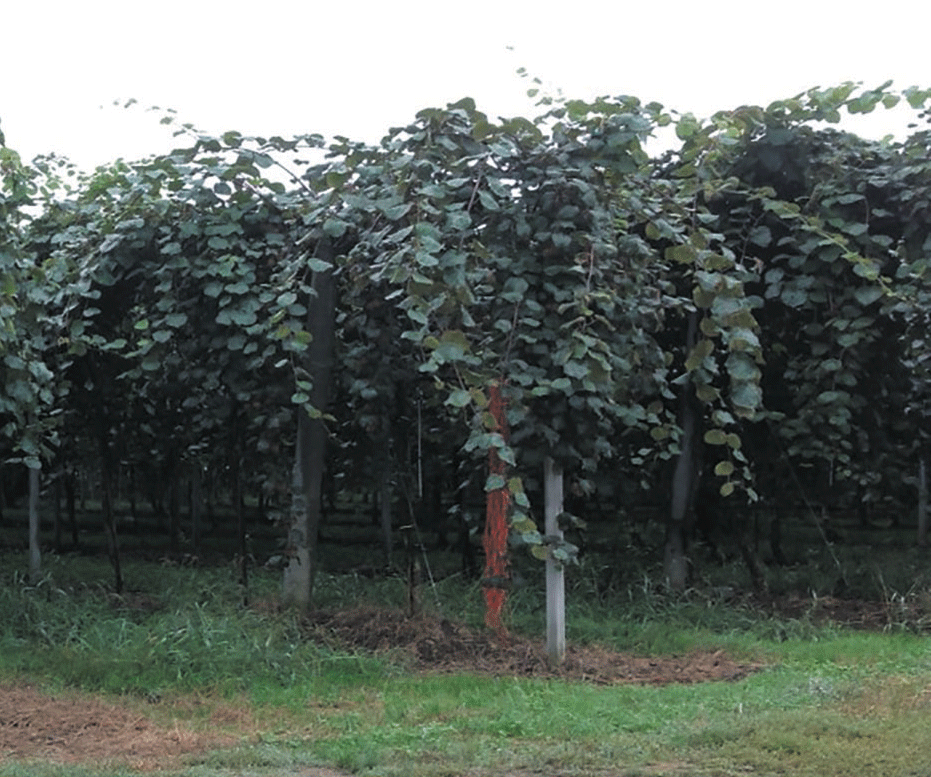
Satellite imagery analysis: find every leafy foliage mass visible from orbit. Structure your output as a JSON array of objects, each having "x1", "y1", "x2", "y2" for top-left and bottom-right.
[{"x1": 2, "y1": 80, "x2": 931, "y2": 598}]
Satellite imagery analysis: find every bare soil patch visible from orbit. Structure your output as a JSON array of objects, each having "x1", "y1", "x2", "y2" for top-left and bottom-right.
[
  {"x1": 0, "y1": 683, "x2": 236, "y2": 770},
  {"x1": 308, "y1": 607, "x2": 761, "y2": 684}
]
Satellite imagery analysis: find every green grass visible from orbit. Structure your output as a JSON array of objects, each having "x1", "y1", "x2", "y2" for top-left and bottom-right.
[
  {"x1": 2, "y1": 549, "x2": 931, "y2": 776},
  {"x1": 0, "y1": 555, "x2": 390, "y2": 700}
]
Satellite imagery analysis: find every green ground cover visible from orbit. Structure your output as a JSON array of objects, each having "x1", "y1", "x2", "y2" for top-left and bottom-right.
[{"x1": 0, "y1": 547, "x2": 929, "y2": 776}]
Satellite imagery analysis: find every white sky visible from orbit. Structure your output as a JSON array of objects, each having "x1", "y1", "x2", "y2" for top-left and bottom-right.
[{"x1": 3, "y1": 0, "x2": 929, "y2": 169}]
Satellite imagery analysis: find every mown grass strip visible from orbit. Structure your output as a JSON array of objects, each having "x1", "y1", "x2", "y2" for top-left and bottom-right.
[{"x1": 2, "y1": 551, "x2": 931, "y2": 776}]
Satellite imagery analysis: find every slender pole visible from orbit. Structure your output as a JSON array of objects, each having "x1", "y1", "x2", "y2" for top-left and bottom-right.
[
  {"x1": 544, "y1": 456, "x2": 565, "y2": 666},
  {"x1": 28, "y1": 465, "x2": 41, "y2": 584},
  {"x1": 918, "y1": 456, "x2": 928, "y2": 548}
]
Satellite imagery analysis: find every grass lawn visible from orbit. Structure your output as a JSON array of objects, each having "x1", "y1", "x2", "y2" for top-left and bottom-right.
[{"x1": 0, "y1": 541, "x2": 930, "y2": 776}]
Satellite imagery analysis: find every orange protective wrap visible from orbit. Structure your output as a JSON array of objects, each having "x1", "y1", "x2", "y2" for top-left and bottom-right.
[{"x1": 483, "y1": 381, "x2": 510, "y2": 639}]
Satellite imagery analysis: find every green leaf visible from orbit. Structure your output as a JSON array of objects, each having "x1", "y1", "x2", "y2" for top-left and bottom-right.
[
  {"x1": 726, "y1": 353, "x2": 760, "y2": 382},
  {"x1": 731, "y1": 382, "x2": 762, "y2": 412},
  {"x1": 230, "y1": 308, "x2": 258, "y2": 327},
  {"x1": 780, "y1": 287, "x2": 807, "y2": 308},
  {"x1": 381, "y1": 202, "x2": 412, "y2": 220},
  {"x1": 705, "y1": 254, "x2": 734, "y2": 271},
  {"x1": 308, "y1": 256, "x2": 332, "y2": 272},
  {"x1": 477, "y1": 190, "x2": 499, "y2": 211},
  {"x1": 695, "y1": 383, "x2": 719, "y2": 403},
  {"x1": 837, "y1": 332, "x2": 860, "y2": 348},
  {"x1": 446, "y1": 389, "x2": 472, "y2": 408},
  {"x1": 322, "y1": 218, "x2": 348, "y2": 238},
  {"x1": 853, "y1": 286, "x2": 883, "y2": 306},
  {"x1": 512, "y1": 517, "x2": 536, "y2": 533},
  {"x1": 685, "y1": 339, "x2": 713, "y2": 372},
  {"x1": 704, "y1": 429, "x2": 727, "y2": 445},
  {"x1": 834, "y1": 193, "x2": 864, "y2": 204},
  {"x1": 445, "y1": 211, "x2": 472, "y2": 231},
  {"x1": 694, "y1": 288, "x2": 716, "y2": 309},
  {"x1": 843, "y1": 222, "x2": 869, "y2": 236},
  {"x1": 501, "y1": 276, "x2": 529, "y2": 302},
  {"x1": 485, "y1": 473, "x2": 506, "y2": 492},
  {"x1": 851, "y1": 259, "x2": 879, "y2": 280},
  {"x1": 665, "y1": 244, "x2": 697, "y2": 264},
  {"x1": 440, "y1": 330, "x2": 470, "y2": 351},
  {"x1": 749, "y1": 226, "x2": 772, "y2": 247},
  {"x1": 325, "y1": 170, "x2": 350, "y2": 189},
  {"x1": 675, "y1": 113, "x2": 700, "y2": 140},
  {"x1": 563, "y1": 361, "x2": 589, "y2": 379},
  {"x1": 714, "y1": 460, "x2": 735, "y2": 477}
]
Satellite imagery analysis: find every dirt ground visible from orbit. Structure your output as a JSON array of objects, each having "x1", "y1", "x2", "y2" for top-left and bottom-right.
[
  {"x1": 0, "y1": 598, "x2": 887, "y2": 772},
  {"x1": 306, "y1": 607, "x2": 760, "y2": 684},
  {"x1": 0, "y1": 682, "x2": 237, "y2": 771}
]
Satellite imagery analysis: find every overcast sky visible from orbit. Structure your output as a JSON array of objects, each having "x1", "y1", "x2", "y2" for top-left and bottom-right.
[{"x1": 3, "y1": 0, "x2": 929, "y2": 169}]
